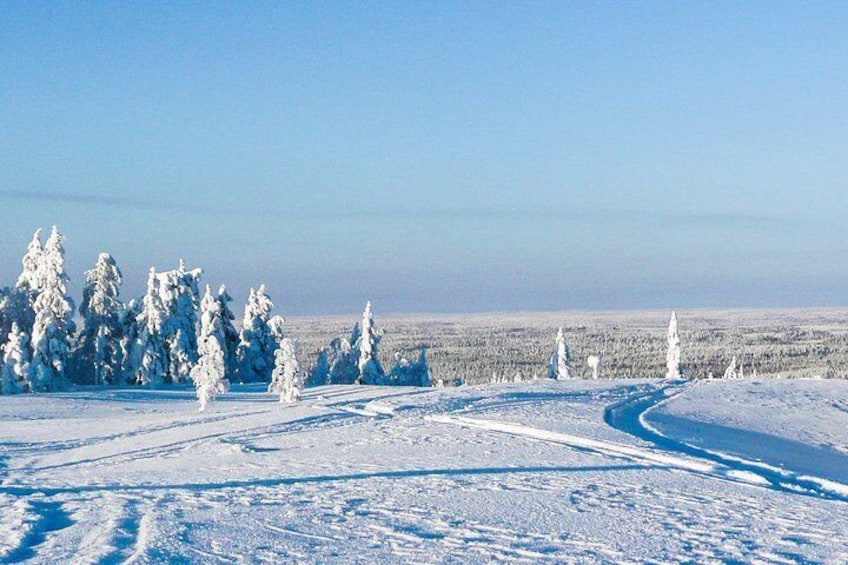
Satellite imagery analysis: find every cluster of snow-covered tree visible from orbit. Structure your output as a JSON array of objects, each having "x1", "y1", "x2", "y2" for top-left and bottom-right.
[
  {"x1": 0, "y1": 228, "x2": 431, "y2": 403},
  {"x1": 523, "y1": 311, "x2": 758, "y2": 384}
]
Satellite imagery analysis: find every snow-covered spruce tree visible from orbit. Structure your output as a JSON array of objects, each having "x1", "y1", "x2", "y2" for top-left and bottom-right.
[
  {"x1": 327, "y1": 325, "x2": 361, "y2": 385},
  {"x1": 191, "y1": 285, "x2": 230, "y2": 411},
  {"x1": 191, "y1": 335, "x2": 228, "y2": 412},
  {"x1": 216, "y1": 285, "x2": 240, "y2": 378},
  {"x1": 587, "y1": 355, "x2": 600, "y2": 379},
  {"x1": 355, "y1": 301, "x2": 385, "y2": 385},
  {"x1": 547, "y1": 327, "x2": 575, "y2": 380},
  {"x1": 306, "y1": 346, "x2": 332, "y2": 387},
  {"x1": 665, "y1": 311, "x2": 683, "y2": 379},
  {"x1": 73, "y1": 253, "x2": 124, "y2": 385},
  {"x1": 235, "y1": 285, "x2": 281, "y2": 383},
  {"x1": 0, "y1": 323, "x2": 31, "y2": 394},
  {"x1": 159, "y1": 261, "x2": 203, "y2": 384},
  {"x1": 118, "y1": 298, "x2": 143, "y2": 384},
  {"x1": 16, "y1": 229, "x2": 43, "y2": 292},
  {"x1": 388, "y1": 347, "x2": 431, "y2": 387},
  {"x1": 723, "y1": 356, "x2": 740, "y2": 379},
  {"x1": 133, "y1": 268, "x2": 169, "y2": 386},
  {"x1": 0, "y1": 286, "x2": 35, "y2": 344},
  {"x1": 1, "y1": 229, "x2": 44, "y2": 339},
  {"x1": 28, "y1": 226, "x2": 75, "y2": 392},
  {"x1": 269, "y1": 337, "x2": 303, "y2": 402},
  {"x1": 197, "y1": 285, "x2": 226, "y2": 357}
]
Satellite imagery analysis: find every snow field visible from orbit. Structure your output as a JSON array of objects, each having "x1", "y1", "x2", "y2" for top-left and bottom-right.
[{"x1": 1, "y1": 380, "x2": 847, "y2": 563}]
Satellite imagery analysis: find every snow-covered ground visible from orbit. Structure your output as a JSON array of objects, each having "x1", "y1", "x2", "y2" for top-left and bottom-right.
[{"x1": 1, "y1": 380, "x2": 847, "y2": 564}]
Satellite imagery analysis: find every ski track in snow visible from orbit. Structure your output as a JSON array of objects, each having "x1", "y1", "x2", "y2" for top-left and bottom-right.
[
  {"x1": 1, "y1": 381, "x2": 847, "y2": 563},
  {"x1": 604, "y1": 381, "x2": 848, "y2": 502}
]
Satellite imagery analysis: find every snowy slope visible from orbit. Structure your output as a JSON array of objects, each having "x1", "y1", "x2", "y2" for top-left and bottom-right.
[{"x1": 1, "y1": 380, "x2": 847, "y2": 563}]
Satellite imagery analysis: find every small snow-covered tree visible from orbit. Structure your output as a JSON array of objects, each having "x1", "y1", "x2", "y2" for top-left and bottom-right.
[
  {"x1": 548, "y1": 327, "x2": 575, "y2": 380},
  {"x1": 191, "y1": 335, "x2": 228, "y2": 411},
  {"x1": 197, "y1": 286, "x2": 226, "y2": 356},
  {"x1": 665, "y1": 311, "x2": 683, "y2": 379},
  {"x1": 355, "y1": 301, "x2": 385, "y2": 385},
  {"x1": 29, "y1": 226, "x2": 75, "y2": 392},
  {"x1": 587, "y1": 355, "x2": 601, "y2": 379},
  {"x1": 327, "y1": 327, "x2": 360, "y2": 385},
  {"x1": 74, "y1": 253, "x2": 124, "y2": 385},
  {"x1": 1, "y1": 323, "x2": 31, "y2": 394},
  {"x1": 269, "y1": 337, "x2": 302, "y2": 402},
  {"x1": 0, "y1": 286, "x2": 35, "y2": 342},
  {"x1": 723, "y1": 356, "x2": 741, "y2": 379},
  {"x1": 388, "y1": 347, "x2": 431, "y2": 387},
  {"x1": 306, "y1": 346, "x2": 332, "y2": 387},
  {"x1": 118, "y1": 298, "x2": 143, "y2": 384},
  {"x1": 235, "y1": 285, "x2": 280, "y2": 382},
  {"x1": 216, "y1": 285, "x2": 240, "y2": 377},
  {"x1": 191, "y1": 284, "x2": 230, "y2": 411}
]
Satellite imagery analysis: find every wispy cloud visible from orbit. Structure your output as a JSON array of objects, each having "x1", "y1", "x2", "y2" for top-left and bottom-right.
[
  {"x1": 288, "y1": 203, "x2": 789, "y2": 230},
  {"x1": 0, "y1": 189, "x2": 170, "y2": 210}
]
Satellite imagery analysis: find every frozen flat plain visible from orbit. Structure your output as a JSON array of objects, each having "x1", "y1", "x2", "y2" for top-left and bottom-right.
[
  {"x1": 1, "y1": 379, "x2": 847, "y2": 564},
  {"x1": 289, "y1": 308, "x2": 848, "y2": 385}
]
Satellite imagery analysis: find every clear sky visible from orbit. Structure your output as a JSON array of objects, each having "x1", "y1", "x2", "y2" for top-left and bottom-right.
[{"x1": 2, "y1": 2, "x2": 847, "y2": 315}]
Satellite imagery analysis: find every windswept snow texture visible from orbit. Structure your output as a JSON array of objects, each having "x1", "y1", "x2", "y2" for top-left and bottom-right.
[{"x1": 1, "y1": 380, "x2": 847, "y2": 563}]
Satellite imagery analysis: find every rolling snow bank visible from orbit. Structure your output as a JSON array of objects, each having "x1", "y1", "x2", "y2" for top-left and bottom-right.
[{"x1": 0, "y1": 380, "x2": 846, "y2": 563}]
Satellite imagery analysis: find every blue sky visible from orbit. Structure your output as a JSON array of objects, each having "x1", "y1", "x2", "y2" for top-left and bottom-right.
[{"x1": 2, "y1": 2, "x2": 847, "y2": 314}]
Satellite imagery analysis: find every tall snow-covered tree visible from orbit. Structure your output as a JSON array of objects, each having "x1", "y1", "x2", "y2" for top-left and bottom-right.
[
  {"x1": 666, "y1": 311, "x2": 683, "y2": 379},
  {"x1": 16, "y1": 229, "x2": 43, "y2": 292},
  {"x1": 235, "y1": 285, "x2": 280, "y2": 382},
  {"x1": 118, "y1": 298, "x2": 143, "y2": 384},
  {"x1": 133, "y1": 268, "x2": 168, "y2": 386},
  {"x1": 160, "y1": 260, "x2": 203, "y2": 384},
  {"x1": 28, "y1": 226, "x2": 75, "y2": 392},
  {"x1": 548, "y1": 327, "x2": 575, "y2": 380},
  {"x1": 216, "y1": 285, "x2": 240, "y2": 377},
  {"x1": 355, "y1": 301, "x2": 385, "y2": 385},
  {"x1": 269, "y1": 337, "x2": 303, "y2": 402},
  {"x1": 0, "y1": 323, "x2": 31, "y2": 394},
  {"x1": 191, "y1": 285, "x2": 229, "y2": 411},
  {"x1": 131, "y1": 263, "x2": 202, "y2": 386},
  {"x1": 2, "y1": 229, "x2": 43, "y2": 339},
  {"x1": 74, "y1": 253, "x2": 124, "y2": 385}
]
